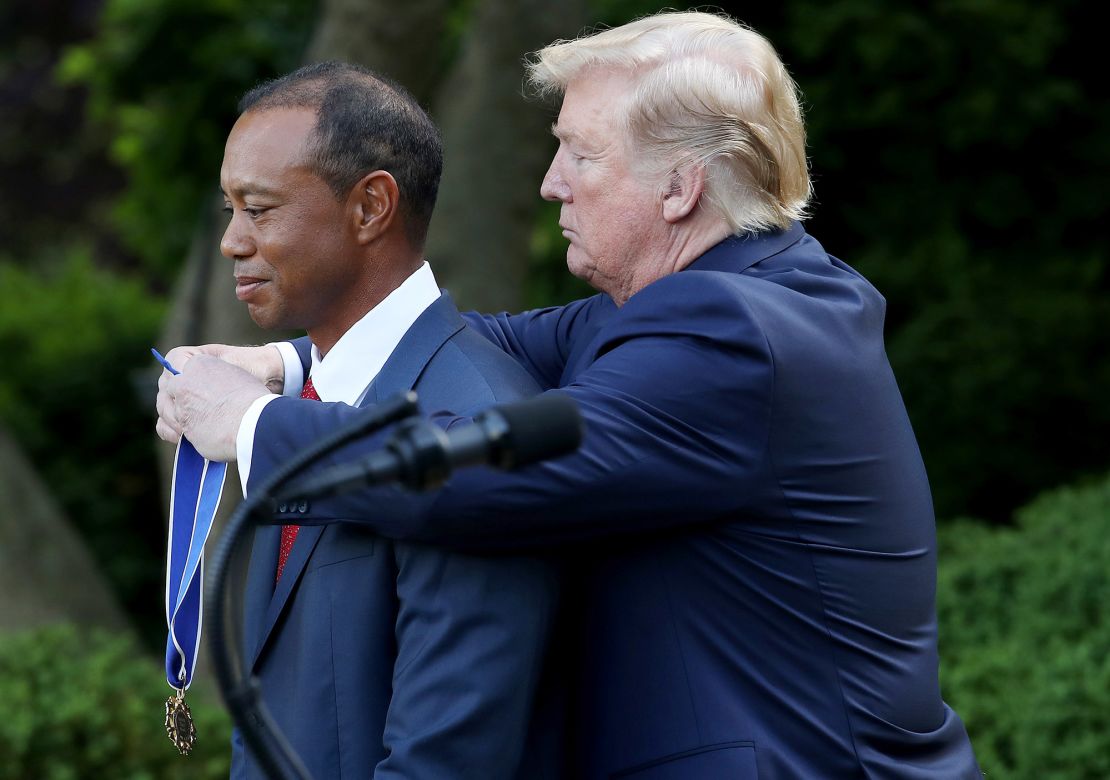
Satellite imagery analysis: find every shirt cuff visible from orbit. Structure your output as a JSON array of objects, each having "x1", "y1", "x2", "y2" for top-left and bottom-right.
[
  {"x1": 269, "y1": 341, "x2": 305, "y2": 397},
  {"x1": 236, "y1": 393, "x2": 282, "y2": 496}
]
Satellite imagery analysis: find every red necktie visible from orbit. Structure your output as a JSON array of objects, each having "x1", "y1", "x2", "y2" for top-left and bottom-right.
[{"x1": 275, "y1": 376, "x2": 321, "y2": 583}]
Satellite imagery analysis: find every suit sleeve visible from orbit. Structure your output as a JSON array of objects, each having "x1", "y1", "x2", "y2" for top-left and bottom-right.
[
  {"x1": 461, "y1": 295, "x2": 608, "y2": 390},
  {"x1": 254, "y1": 273, "x2": 774, "y2": 549},
  {"x1": 288, "y1": 336, "x2": 311, "y2": 368},
  {"x1": 374, "y1": 543, "x2": 557, "y2": 779}
]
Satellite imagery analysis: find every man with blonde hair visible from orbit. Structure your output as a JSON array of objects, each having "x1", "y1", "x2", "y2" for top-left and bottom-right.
[{"x1": 159, "y1": 11, "x2": 981, "y2": 778}]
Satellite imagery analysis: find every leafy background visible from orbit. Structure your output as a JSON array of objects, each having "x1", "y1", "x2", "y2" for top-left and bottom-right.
[{"x1": 0, "y1": 0, "x2": 1105, "y2": 776}]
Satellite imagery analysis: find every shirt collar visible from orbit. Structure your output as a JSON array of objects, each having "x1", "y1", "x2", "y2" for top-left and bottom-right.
[{"x1": 308, "y1": 261, "x2": 440, "y2": 405}]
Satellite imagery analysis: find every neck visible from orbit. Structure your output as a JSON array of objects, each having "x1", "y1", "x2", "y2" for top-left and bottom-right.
[
  {"x1": 613, "y1": 219, "x2": 731, "y2": 306},
  {"x1": 309, "y1": 247, "x2": 424, "y2": 357}
]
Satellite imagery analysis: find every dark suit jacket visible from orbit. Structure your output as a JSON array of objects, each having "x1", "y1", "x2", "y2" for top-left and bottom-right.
[
  {"x1": 233, "y1": 294, "x2": 557, "y2": 779},
  {"x1": 268, "y1": 225, "x2": 980, "y2": 779}
]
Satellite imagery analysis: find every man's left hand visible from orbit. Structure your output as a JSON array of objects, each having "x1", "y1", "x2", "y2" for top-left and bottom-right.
[{"x1": 156, "y1": 355, "x2": 271, "y2": 462}]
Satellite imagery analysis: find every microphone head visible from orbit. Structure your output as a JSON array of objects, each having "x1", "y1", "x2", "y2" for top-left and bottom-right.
[{"x1": 486, "y1": 393, "x2": 583, "y2": 469}]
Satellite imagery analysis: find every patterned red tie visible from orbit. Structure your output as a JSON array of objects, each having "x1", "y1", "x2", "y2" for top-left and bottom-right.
[{"x1": 275, "y1": 376, "x2": 321, "y2": 583}]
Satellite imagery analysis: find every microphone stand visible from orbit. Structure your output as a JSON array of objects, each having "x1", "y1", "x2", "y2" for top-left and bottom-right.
[{"x1": 206, "y1": 391, "x2": 421, "y2": 780}]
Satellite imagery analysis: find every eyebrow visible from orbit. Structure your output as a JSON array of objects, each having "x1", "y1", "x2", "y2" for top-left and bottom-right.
[
  {"x1": 551, "y1": 123, "x2": 603, "y2": 155},
  {"x1": 550, "y1": 123, "x2": 580, "y2": 143},
  {"x1": 219, "y1": 181, "x2": 282, "y2": 200}
]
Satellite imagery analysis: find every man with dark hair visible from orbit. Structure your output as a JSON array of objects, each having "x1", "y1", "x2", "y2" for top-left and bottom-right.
[
  {"x1": 157, "y1": 62, "x2": 556, "y2": 778},
  {"x1": 236, "y1": 61, "x2": 441, "y2": 249}
]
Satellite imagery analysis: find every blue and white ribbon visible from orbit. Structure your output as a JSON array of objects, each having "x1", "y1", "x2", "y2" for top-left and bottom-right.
[{"x1": 155, "y1": 348, "x2": 227, "y2": 692}]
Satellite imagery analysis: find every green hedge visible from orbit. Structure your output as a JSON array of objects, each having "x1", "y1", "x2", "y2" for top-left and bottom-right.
[
  {"x1": 4, "y1": 473, "x2": 1107, "y2": 778},
  {"x1": 0, "y1": 624, "x2": 230, "y2": 780},
  {"x1": 0, "y1": 250, "x2": 166, "y2": 642},
  {"x1": 938, "y1": 474, "x2": 1110, "y2": 779}
]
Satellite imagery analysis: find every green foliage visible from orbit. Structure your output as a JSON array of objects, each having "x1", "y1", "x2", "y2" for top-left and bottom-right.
[
  {"x1": 0, "y1": 624, "x2": 230, "y2": 779},
  {"x1": 772, "y1": 0, "x2": 1110, "y2": 518},
  {"x1": 937, "y1": 474, "x2": 1110, "y2": 778},
  {"x1": 0, "y1": 250, "x2": 166, "y2": 639},
  {"x1": 575, "y1": 0, "x2": 1110, "y2": 520},
  {"x1": 57, "y1": 0, "x2": 316, "y2": 277}
]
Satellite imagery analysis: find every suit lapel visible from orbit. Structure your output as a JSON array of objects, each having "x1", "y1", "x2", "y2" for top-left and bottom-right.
[
  {"x1": 365, "y1": 293, "x2": 465, "y2": 405},
  {"x1": 246, "y1": 293, "x2": 464, "y2": 670},
  {"x1": 249, "y1": 524, "x2": 325, "y2": 669},
  {"x1": 242, "y1": 525, "x2": 280, "y2": 662}
]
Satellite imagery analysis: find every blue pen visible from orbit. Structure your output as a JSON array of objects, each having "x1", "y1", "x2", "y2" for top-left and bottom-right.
[{"x1": 152, "y1": 348, "x2": 180, "y2": 375}]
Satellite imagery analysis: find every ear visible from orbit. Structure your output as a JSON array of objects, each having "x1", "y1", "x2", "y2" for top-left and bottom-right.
[
  {"x1": 661, "y1": 163, "x2": 706, "y2": 223},
  {"x1": 351, "y1": 170, "x2": 400, "y2": 244}
]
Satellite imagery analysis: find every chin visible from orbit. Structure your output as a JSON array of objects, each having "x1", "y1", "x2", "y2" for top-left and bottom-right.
[
  {"x1": 567, "y1": 258, "x2": 606, "y2": 296},
  {"x1": 565, "y1": 251, "x2": 590, "y2": 281},
  {"x1": 246, "y1": 304, "x2": 279, "y2": 331}
]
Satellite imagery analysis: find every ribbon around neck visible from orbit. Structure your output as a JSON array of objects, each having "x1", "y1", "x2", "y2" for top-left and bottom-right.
[{"x1": 156, "y1": 349, "x2": 228, "y2": 691}]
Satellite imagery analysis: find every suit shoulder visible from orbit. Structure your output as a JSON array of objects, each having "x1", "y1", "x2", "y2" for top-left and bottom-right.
[
  {"x1": 611, "y1": 270, "x2": 769, "y2": 349},
  {"x1": 630, "y1": 246, "x2": 885, "y2": 339},
  {"x1": 416, "y1": 327, "x2": 542, "y2": 413}
]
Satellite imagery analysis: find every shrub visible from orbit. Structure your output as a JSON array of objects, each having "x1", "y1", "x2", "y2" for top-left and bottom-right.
[
  {"x1": 0, "y1": 624, "x2": 230, "y2": 780},
  {"x1": 938, "y1": 474, "x2": 1110, "y2": 779},
  {"x1": 0, "y1": 249, "x2": 166, "y2": 641}
]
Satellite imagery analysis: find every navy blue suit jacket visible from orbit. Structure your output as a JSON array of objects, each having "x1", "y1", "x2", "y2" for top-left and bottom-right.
[
  {"x1": 270, "y1": 225, "x2": 980, "y2": 778},
  {"x1": 234, "y1": 294, "x2": 557, "y2": 779}
]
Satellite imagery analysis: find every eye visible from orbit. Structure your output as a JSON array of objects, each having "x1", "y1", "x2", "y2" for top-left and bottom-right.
[
  {"x1": 244, "y1": 206, "x2": 265, "y2": 218},
  {"x1": 222, "y1": 202, "x2": 233, "y2": 214},
  {"x1": 557, "y1": 142, "x2": 584, "y2": 163},
  {"x1": 568, "y1": 146, "x2": 593, "y2": 164}
]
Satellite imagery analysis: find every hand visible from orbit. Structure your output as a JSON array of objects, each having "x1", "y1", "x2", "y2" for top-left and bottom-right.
[
  {"x1": 156, "y1": 355, "x2": 271, "y2": 461},
  {"x1": 164, "y1": 343, "x2": 286, "y2": 394}
]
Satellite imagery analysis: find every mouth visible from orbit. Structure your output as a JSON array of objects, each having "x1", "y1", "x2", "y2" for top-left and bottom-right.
[{"x1": 235, "y1": 276, "x2": 269, "y2": 301}]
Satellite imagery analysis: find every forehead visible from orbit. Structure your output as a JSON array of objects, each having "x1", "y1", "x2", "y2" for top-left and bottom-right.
[
  {"x1": 221, "y1": 107, "x2": 318, "y2": 191},
  {"x1": 555, "y1": 69, "x2": 635, "y2": 142}
]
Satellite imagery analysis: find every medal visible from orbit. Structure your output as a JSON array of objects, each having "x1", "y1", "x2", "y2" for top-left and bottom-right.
[
  {"x1": 165, "y1": 685, "x2": 198, "y2": 755},
  {"x1": 156, "y1": 349, "x2": 227, "y2": 755}
]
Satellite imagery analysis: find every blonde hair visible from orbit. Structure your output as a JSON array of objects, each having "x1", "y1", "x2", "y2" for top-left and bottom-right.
[{"x1": 527, "y1": 11, "x2": 811, "y2": 234}]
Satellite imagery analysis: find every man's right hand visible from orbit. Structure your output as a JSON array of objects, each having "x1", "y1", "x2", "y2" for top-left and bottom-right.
[{"x1": 164, "y1": 344, "x2": 286, "y2": 394}]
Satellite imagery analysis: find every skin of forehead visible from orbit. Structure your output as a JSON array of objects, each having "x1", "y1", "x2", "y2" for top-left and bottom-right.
[{"x1": 221, "y1": 108, "x2": 320, "y2": 199}]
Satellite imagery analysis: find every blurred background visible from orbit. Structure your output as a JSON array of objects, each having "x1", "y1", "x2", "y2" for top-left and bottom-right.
[{"x1": 0, "y1": 0, "x2": 1106, "y2": 777}]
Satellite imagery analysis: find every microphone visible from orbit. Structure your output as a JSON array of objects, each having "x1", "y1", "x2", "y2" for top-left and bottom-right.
[{"x1": 276, "y1": 393, "x2": 583, "y2": 501}]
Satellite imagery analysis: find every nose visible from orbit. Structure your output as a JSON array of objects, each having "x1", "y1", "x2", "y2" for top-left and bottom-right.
[
  {"x1": 220, "y1": 210, "x2": 254, "y2": 260},
  {"x1": 540, "y1": 154, "x2": 571, "y2": 203}
]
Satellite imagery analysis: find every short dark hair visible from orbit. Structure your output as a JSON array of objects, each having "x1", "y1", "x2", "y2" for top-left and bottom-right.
[{"x1": 239, "y1": 61, "x2": 442, "y2": 249}]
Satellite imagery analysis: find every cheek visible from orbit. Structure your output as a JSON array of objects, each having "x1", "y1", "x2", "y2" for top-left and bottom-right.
[{"x1": 257, "y1": 222, "x2": 312, "y2": 275}]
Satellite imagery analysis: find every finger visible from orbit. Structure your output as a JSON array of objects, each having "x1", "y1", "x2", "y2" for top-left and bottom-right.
[
  {"x1": 159, "y1": 372, "x2": 182, "y2": 403},
  {"x1": 165, "y1": 346, "x2": 200, "y2": 372},
  {"x1": 156, "y1": 417, "x2": 182, "y2": 443},
  {"x1": 155, "y1": 391, "x2": 179, "y2": 434},
  {"x1": 156, "y1": 375, "x2": 187, "y2": 429},
  {"x1": 155, "y1": 387, "x2": 170, "y2": 419}
]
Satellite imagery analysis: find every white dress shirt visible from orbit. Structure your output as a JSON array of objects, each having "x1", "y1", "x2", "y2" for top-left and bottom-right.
[{"x1": 235, "y1": 261, "x2": 441, "y2": 494}]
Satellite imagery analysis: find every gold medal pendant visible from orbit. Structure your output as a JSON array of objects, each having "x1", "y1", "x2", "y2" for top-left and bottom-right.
[{"x1": 165, "y1": 687, "x2": 198, "y2": 755}]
